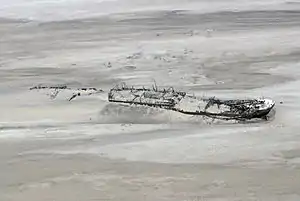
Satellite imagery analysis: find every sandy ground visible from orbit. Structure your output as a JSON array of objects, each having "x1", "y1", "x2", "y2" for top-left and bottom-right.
[{"x1": 1, "y1": 1, "x2": 300, "y2": 200}]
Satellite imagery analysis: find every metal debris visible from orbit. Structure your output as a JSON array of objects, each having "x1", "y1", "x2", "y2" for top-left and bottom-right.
[{"x1": 29, "y1": 84, "x2": 103, "y2": 101}]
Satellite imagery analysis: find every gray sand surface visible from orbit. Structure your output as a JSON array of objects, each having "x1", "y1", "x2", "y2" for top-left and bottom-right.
[{"x1": 1, "y1": 1, "x2": 300, "y2": 200}]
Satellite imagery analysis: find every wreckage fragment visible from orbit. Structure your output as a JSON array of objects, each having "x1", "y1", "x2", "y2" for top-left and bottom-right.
[
  {"x1": 108, "y1": 83, "x2": 275, "y2": 121},
  {"x1": 29, "y1": 84, "x2": 103, "y2": 101},
  {"x1": 108, "y1": 83, "x2": 186, "y2": 108}
]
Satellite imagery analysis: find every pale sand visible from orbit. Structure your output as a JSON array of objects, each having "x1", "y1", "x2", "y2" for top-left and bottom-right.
[{"x1": 1, "y1": 5, "x2": 300, "y2": 201}]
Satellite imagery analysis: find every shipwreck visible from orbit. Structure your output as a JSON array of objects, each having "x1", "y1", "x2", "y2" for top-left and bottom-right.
[
  {"x1": 108, "y1": 83, "x2": 275, "y2": 121},
  {"x1": 30, "y1": 83, "x2": 275, "y2": 121}
]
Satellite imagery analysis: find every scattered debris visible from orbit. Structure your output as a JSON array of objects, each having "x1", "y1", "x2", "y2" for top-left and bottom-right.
[
  {"x1": 29, "y1": 84, "x2": 103, "y2": 101},
  {"x1": 126, "y1": 52, "x2": 143, "y2": 60},
  {"x1": 104, "y1": 62, "x2": 112, "y2": 68}
]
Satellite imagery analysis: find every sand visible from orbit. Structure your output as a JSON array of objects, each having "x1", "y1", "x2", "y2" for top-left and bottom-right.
[{"x1": 1, "y1": 1, "x2": 300, "y2": 200}]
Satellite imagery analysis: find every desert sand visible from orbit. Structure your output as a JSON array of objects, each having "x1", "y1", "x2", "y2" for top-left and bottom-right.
[{"x1": 1, "y1": 0, "x2": 300, "y2": 200}]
